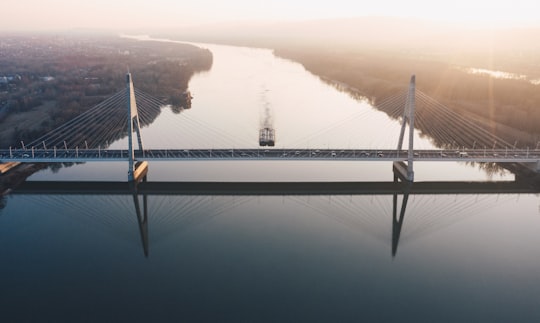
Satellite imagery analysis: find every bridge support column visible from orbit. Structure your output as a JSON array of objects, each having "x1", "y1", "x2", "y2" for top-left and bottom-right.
[
  {"x1": 126, "y1": 73, "x2": 145, "y2": 182},
  {"x1": 396, "y1": 75, "x2": 416, "y2": 182}
]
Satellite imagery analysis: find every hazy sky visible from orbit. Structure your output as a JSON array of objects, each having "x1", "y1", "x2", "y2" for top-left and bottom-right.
[{"x1": 3, "y1": 0, "x2": 540, "y2": 31}]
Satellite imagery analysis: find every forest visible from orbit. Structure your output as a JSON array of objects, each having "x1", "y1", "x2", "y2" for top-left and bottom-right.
[
  {"x1": 274, "y1": 46, "x2": 540, "y2": 147},
  {"x1": 0, "y1": 34, "x2": 213, "y2": 148}
]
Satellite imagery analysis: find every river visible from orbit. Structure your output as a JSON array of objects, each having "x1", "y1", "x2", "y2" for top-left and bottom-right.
[{"x1": 1, "y1": 38, "x2": 539, "y2": 322}]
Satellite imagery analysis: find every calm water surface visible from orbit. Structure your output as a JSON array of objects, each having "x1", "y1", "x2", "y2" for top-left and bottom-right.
[{"x1": 1, "y1": 39, "x2": 539, "y2": 322}]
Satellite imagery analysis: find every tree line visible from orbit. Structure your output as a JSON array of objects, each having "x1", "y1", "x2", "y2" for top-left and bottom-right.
[
  {"x1": 274, "y1": 46, "x2": 540, "y2": 148},
  {"x1": 0, "y1": 35, "x2": 213, "y2": 148}
]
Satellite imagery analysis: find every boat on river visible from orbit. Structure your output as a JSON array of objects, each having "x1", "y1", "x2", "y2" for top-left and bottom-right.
[{"x1": 259, "y1": 128, "x2": 275, "y2": 146}]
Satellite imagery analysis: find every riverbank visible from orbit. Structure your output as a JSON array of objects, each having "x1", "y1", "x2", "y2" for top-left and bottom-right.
[
  {"x1": 156, "y1": 18, "x2": 540, "y2": 148},
  {"x1": 272, "y1": 46, "x2": 540, "y2": 148},
  {"x1": 0, "y1": 163, "x2": 47, "y2": 195},
  {"x1": 0, "y1": 34, "x2": 213, "y2": 149}
]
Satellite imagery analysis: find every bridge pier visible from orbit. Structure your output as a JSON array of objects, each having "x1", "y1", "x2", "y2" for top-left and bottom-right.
[
  {"x1": 396, "y1": 75, "x2": 416, "y2": 182},
  {"x1": 133, "y1": 161, "x2": 149, "y2": 183},
  {"x1": 393, "y1": 161, "x2": 411, "y2": 183}
]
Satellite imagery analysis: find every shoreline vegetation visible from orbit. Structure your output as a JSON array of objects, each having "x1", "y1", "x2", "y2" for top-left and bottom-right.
[
  {"x1": 273, "y1": 46, "x2": 540, "y2": 148},
  {"x1": 158, "y1": 17, "x2": 540, "y2": 149},
  {"x1": 0, "y1": 34, "x2": 213, "y2": 149}
]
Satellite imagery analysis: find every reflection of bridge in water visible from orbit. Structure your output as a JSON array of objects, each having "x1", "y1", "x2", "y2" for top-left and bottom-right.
[
  {"x1": 2, "y1": 73, "x2": 540, "y2": 182},
  {"x1": 3, "y1": 73, "x2": 540, "y2": 258},
  {"x1": 12, "y1": 178, "x2": 539, "y2": 258}
]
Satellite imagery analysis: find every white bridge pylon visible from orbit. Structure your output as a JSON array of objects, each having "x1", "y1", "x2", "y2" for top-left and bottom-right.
[
  {"x1": 9, "y1": 74, "x2": 540, "y2": 182},
  {"x1": 126, "y1": 73, "x2": 144, "y2": 181},
  {"x1": 396, "y1": 75, "x2": 416, "y2": 182}
]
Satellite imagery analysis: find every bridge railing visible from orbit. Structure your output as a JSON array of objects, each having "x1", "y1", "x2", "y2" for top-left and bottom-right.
[{"x1": 2, "y1": 148, "x2": 540, "y2": 162}]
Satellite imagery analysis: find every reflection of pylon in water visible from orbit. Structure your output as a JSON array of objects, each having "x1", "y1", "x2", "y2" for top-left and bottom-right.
[{"x1": 259, "y1": 87, "x2": 275, "y2": 146}]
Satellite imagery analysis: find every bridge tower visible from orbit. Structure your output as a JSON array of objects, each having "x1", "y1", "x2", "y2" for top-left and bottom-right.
[
  {"x1": 395, "y1": 75, "x2": 416, "y2": 182},
  {"x1": 126, "y1": 73, "x2": 145, "y2": 182}
]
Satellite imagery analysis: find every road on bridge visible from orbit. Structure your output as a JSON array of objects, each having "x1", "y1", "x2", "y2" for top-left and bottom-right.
[{"x1": 1, "y1": 148, "x2": 540, "y2": 163}]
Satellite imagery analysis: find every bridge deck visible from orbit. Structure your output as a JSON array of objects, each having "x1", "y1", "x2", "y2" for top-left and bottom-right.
[{"x1": 1, "y1": 148, "x2": 540, "y2": 163}]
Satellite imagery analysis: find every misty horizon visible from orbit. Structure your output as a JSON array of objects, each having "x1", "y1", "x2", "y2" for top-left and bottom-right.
[{"x1": 3, "y1": 0, "x2": 540, "y2": 32}]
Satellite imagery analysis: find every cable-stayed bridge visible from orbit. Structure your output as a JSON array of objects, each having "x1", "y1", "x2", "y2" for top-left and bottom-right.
[
  {"x1": 2, "y1": 147, "x2": 539, "y2": 163},
  {"x1": 2, "y1": 73, "x2": 539, "y2": 182},
  {"x1": 4, "y1": 74, "x2": 538, "y2": 262}
]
